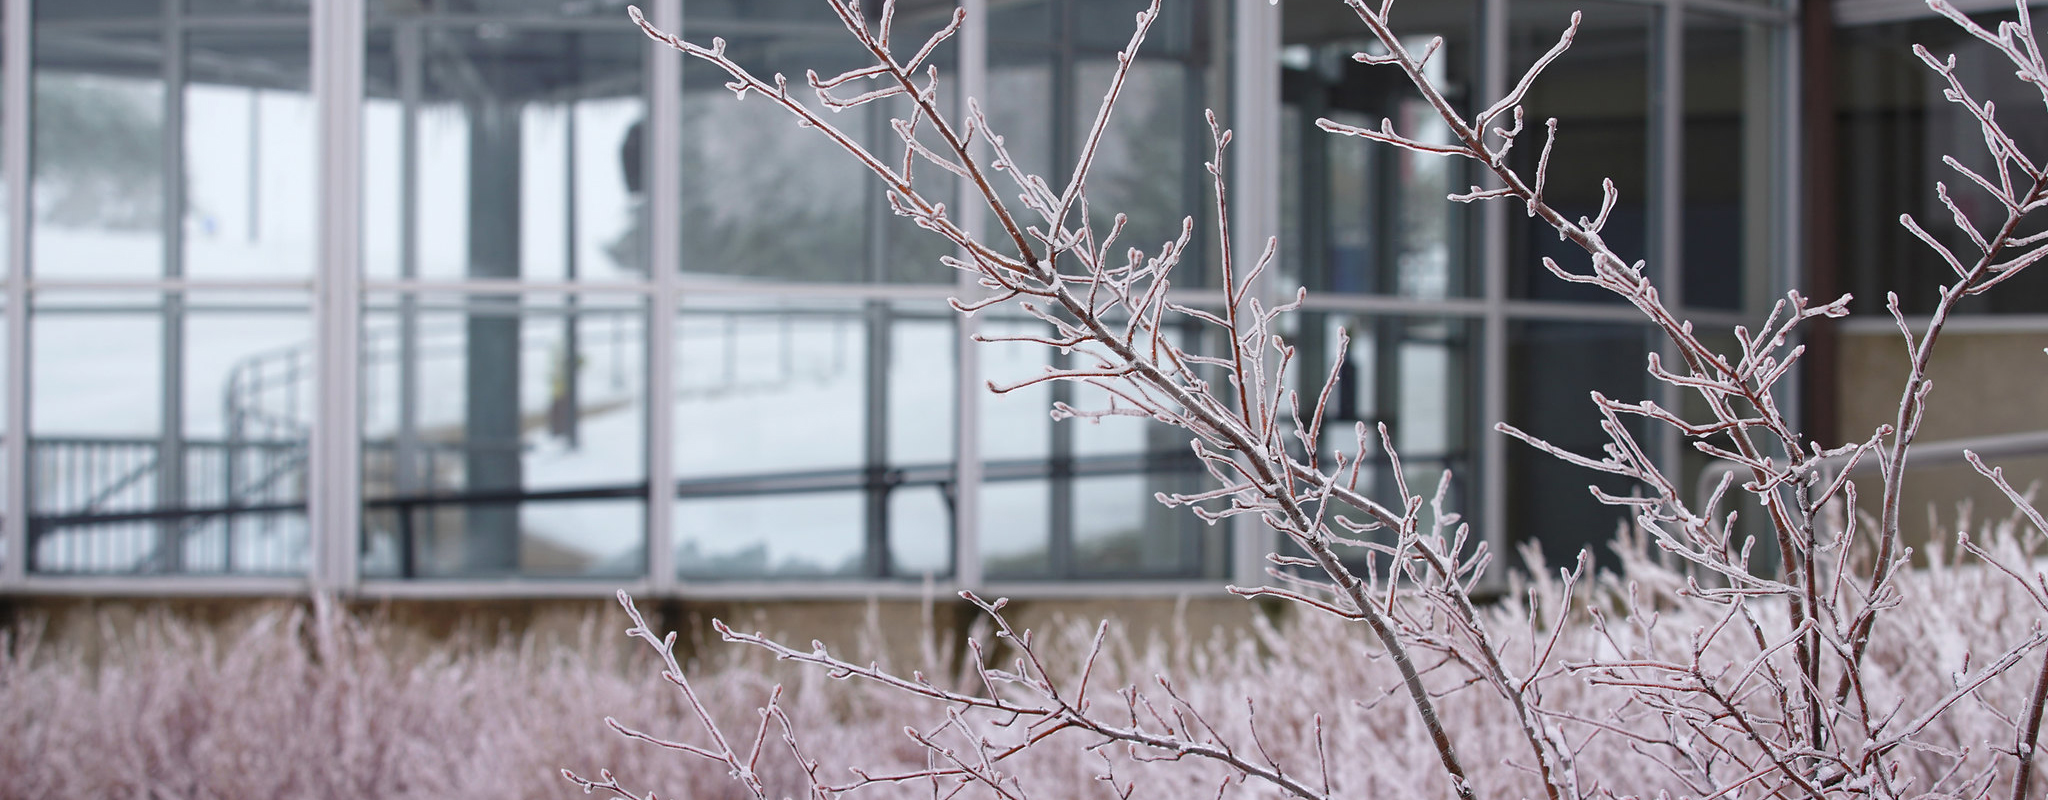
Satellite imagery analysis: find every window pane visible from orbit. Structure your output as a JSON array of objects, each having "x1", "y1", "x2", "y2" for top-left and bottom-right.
[
  {"x1": 362, "y1": 27, "x2": 648, "y2": 283},
  {"x1": 1295, "y1": 313, "x2": 1479, "y2": 528},
  {"x1": 369, "y1": 0, "x2": 635, "y2": 20},
  {"x1": 359, "y1": 293, "x2": 648, "y2": 579},
  {"x1": 35, "y1": 0, "x2": 162, "y2": 21},
  {"x1": 185, "y1": 29, "x2": 315, "y2": 280},
  {"x1": 1837, "y1": 11, "x2": 2048, "y2": 314},
  {"x1": 981, "y1": 479, "x2": 1051, "y2": 579},
  {"x1": 1281, "y1": 0, "x2": 1479, "y2": 297},
  {"x1": 1507, "y1": 0, "x2": 1651, "y2": 303},
  {"x1": 33, "y1": 29, "x2": 165, "y2": 280},
  {"x1": 674, "y1": 299, "x2": 956, "y2": 580},
  {"x1": 976, "y1": 310, "x2": 1223, "y2": 580},
  {"x1": 677, "y1": 4, "x2": 959, "y2": 284},
  {"x1": 675, "y1": 298, "x2": 866, "y2": 478},
  {"x1": 1684, "y1": 13, "x2": 1772, "y2": 312},
  {"x1": 29, "y1": 292, "x2": 311, "y2": 575},
  {"x1": 676, "y1": 492, "x2": 863, "y2": 579},
  {"x1": 1505, "y1": 320, "x2": 1653, "y2": 569},
  {"x1": 188, "y1": 0, "x2": 307, "y2": 16}
]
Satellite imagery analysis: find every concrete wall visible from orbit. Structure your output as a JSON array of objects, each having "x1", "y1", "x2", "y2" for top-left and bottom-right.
[
  {"x1": 1837, "y1": 327, "x2": 2048, "y2": 545},
  {"x1": 0, "y1": 593, "x2": 1277, "y2": 674}
]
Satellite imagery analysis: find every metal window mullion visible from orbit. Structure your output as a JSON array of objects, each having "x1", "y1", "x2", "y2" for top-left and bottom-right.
[
  {"x1": 1479, "y1": 0, "x2": 1509, "y2": 580},
  {"x1": 645, "y1": 0, "x2": 680, "y2": 595},
  {"x1": 951, "y1": 0, "x2": 987, "y2": 591},
  {"x1": 1228, "y1": 0, "x2": 1278, "y2": 590},
  {"x1": 312, "y1": 0, "x2": 364, "y2": 592},
  {"x1": 3, "y1": 0, "x2": 30, "y2": 584}
]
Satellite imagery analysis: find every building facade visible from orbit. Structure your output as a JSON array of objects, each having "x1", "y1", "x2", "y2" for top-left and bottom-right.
[{"x1": 0, "y1": 0, "x2": 2031, "y2": 601}]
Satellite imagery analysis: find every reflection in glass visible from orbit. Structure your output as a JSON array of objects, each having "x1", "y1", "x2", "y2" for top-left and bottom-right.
[
  {"x1": 370, "y1": 0, "x2": 636, "y2": 20},
  {"x1": 1072, "y1": 473, "x2": 1217, "y2": 578},
  {"x1": 677, "y1": 492, "x2": 862, "y2": 578},
  {"x1": 359, "y1": 293, "x2": 648, "y2": 579},
  {"x1": 362, "y1": 27, "x2": 647, "y2": 282},
  {"x1": 34, "y1": 0, "x2": 163, "y2": 21},
  {"x1": 32, "y1": 30, "x2": 166, "y2": 280},
  {"x1": 1281, "y1": 0, "x2": 1477, "y2": 297},
  {"x1": 978, "y1": 0, "x2": 1221, "y2": 285},
  {"x1": 979, "y1": 316, "x2": 1054, "y2": 461},
  {"x1": 1507, "y1": 1, "x2": 1651, "y2": 302},
  {"x1": 678, "y1": 3, "x2": 957, "y2": 284},
  {"x1": 1684, "y1": 13, "x2": 1771, "y2": 311},
  {"x1": 29, "y1": 293, "x2": 311, "y2": 575},
  {"x1": 188, "y1": 0, "x2": 308, "y2": 14},
  {"x1": 1838, "y1": 12, "x2": 2048, "y2": 314},
  {"x1": 673, "y1": 300, "x2": 956, "y2": 580},
  {"x1": 674, "y1": 299, "x2": 866, "y2": 478},
  {"x1": 981, "y1": 480, "x2": 1051, "y2": 578},
  {"x1": 978, "y1": 311, "x2": 1223, "y2": 580},
  {"x1": 1506, "y1": 321, "x2": 1652, "y2": 569},
  {"x1": 185, "y1": 30, "x2": 315, "y2": 280},
  {"x1": 1294, "y1": 314, "x2": 1477, "y2": 531}
]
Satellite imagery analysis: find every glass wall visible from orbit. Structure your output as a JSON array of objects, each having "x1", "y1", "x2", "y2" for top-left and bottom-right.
[
  {"x1": 25, "y1": 1, "x2": 314, "y2": 575},
  {"x1": 1281, "y1": 0, "x2": 1791, "y2": 566},
  {"x1": 358, "y1": 1, "x2": 653, "y2": 580},
  {"x1": 0, "y1": 0, "x2": 1794, "y2": 590},
  {"x1": 1838, "y1": 8, "x2": 2048, "y2": 315}
]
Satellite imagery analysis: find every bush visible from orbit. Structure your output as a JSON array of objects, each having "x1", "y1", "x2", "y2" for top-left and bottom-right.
[{"x1": 571, "y1": 1, "x2": 2048, "y2": 799}]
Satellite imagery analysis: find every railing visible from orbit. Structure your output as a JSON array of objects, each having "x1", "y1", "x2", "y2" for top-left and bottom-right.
[{"x1": 28, "y1": 436, "x2": 309, "y2": 574}]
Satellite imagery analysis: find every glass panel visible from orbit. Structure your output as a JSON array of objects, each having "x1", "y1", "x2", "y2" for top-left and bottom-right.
[
  {"x1": 188, "y1": 0, "x2": 308, "y2": 15},
  {"x1": 980, "y1": 315, "x2": 1054, "y2": 461},
  {"x1": 370, "y1": 0, "x2": 636, "y2": 20},
  {"x1": 1505, "y1": 320, "x2": 1653, "y2": 569},
  {"x1": 1076, "y1": 58, "x2": 1207, "y2": 284},
  {"x1": 677, "y1": 5, "x2": 957, "y2": 284},
  {"x1": 33, "y1": 28, "x2": 166, "y2": 280},
  {"x1": 29, "y1": 292, "x2": 312, "y2": 575},
  {"x1": 889, "y1": 312, "x2": 955, "y2": 466},
  {"x1": 675, "y1": 297, "x2": 866, "y2": 478},
  {"x1": 0, "y1": 307, "x2": 8, "y2": 572},
  {"x1": 673, "y1": 299, "x2": 956, "y2": 580},
  {"x1": 185, "y1": 30, "x2": 315, "y2": 280},
  {"x1": 676, "y1": 492, "x2": 863, "y2": 579},
  {"x1": 359, "y1": 293, "x2": 648, "y2": 579},
  {"x1": 977, "y1": 310, "x2": 1223, "y2": 580},
  {"x1": 987, "y1": 43, "x2": 1057, "y2": 186},
  {"x1": 35, "y1": 0, "x2": 162, "y2": 22},
  {"x1": 1294, "y1": 313, "x2": 1479, "y2": 526},
  {"x1": 362, "y1": 27, "x2": 648, "y2": 283},
  {"x1": 1683, "y1": 13, "x2": 1771, "y2": 312},
  {"x1": 889, "y1": 488, "x2": 951, "y2": 577},
  {"x1": 1838, "y1": 11, "x2": 2048, "y2": 314},
  {"x1": 1507, "y1": 0, "x2": 1652, "y2": 303},
  {"x1": 1071, "y1": 472, "x2": 1216, "y2": 578},
  {"x1": 1281, "y1": 0, "x2": 1479, "y2": 297},
  {"x1": 980, "y1": 479, "x2": 1051, "y2": 578}
]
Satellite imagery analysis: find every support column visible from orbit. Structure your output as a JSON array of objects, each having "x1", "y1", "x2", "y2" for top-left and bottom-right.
[
  {"x1": 158, "y1": 0, "x2": 188, "y2": 572},
  {"x1": 464, "y1": 100, "x2": 523, "y2": 574}
]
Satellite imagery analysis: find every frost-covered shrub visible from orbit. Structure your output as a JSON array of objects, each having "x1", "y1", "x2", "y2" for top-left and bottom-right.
[{"x1": 574, "y1": 0, "x2": 2048, "y2": 798}]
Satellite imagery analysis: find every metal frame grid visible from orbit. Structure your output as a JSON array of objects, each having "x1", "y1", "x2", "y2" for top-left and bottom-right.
[{"x1": 0, "y1": 0, "x2": 1802, "y2": 599}]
